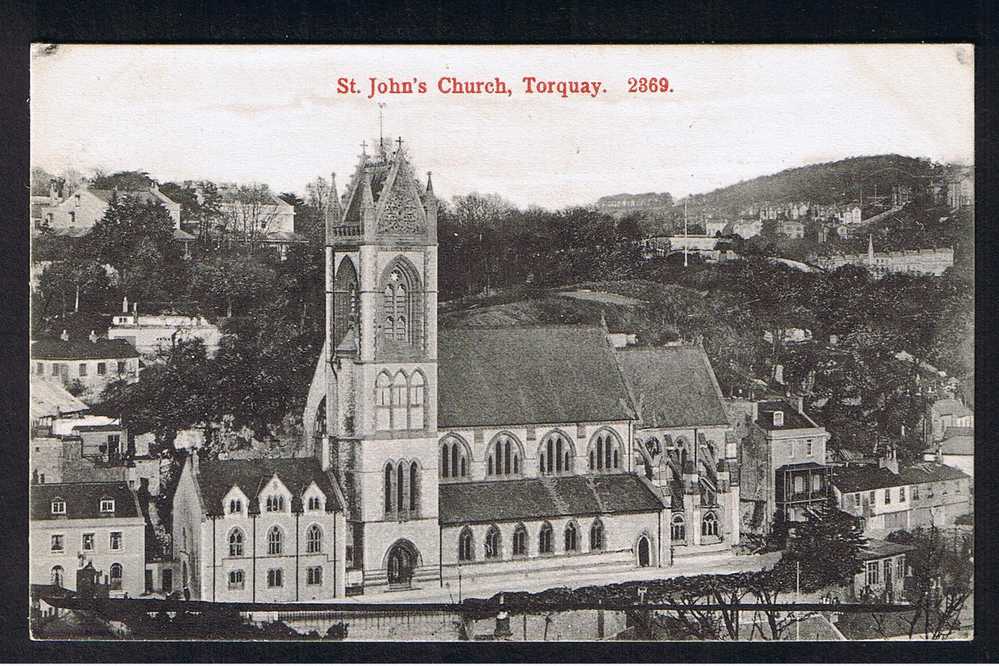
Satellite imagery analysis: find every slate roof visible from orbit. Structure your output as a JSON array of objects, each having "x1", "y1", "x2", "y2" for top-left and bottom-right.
[
  {"x1": 31, "y1": 482, "x2": 142, "y2": 521},
  {"x1": 899, "y1": 462, "x2": 969, "y2": 484},
  {"x1": 438, "y1": 474, "x2": 664, "y2": 525},
  {"x1": 32, "y1": 337, "x2": 138, "y2": 360},
  {"x1": 438, "y1": 326, "x2": 635, "y2": 428},
  {"x1": 194, "y1": 457, "x2": 342, "y2": 516},
  {"x1": 859, "y1": 538, "x2": 916, "y2": 561},
  {"x1": 30, "y1": 377, "x2": 89, "y2": 420},
  {"x1": 90, "y1": 188, "x2": 173, "y2": 206},
  {"x1": 756, "y1": 400, "x2": 819, "y2": 431},
  {"x1": 615, "y1": 346, "x2": 730, "y2": 429},
  {"x1": 830, "y1": 465, "x2": 904, "y2": 493}
]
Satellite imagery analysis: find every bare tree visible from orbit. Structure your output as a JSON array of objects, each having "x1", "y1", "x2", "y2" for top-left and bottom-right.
[{"x1": 220, "y1": 183, "x2": 281, "y2": 252}]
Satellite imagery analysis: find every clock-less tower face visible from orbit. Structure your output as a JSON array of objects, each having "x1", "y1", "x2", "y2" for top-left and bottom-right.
[{"x1": 323, "y1": 141, "x2": 442, "y2": 588}]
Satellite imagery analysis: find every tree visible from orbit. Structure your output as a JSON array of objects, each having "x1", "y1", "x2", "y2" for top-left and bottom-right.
[
  {"x1": 888, "y1": 526, "x2": 973, "y2": 639},
  {"x1": 89, "y1": 169, "x2": 155, "y2": 190},
  {"x1": 190, "y1": 255, "x2": 276, "y2": 318},
  {"x1": 220, "y1": 183, "x2": 281, "y2": 251},
  {"x1": 35, "y1": 258, "x2": 113, "y2": 320},
  {"x1": 86, "y1": 192, "x2": 183, "y2": 302},
  {"x1": 781, "y1": 501, "x2": 867, "y2": 591}
]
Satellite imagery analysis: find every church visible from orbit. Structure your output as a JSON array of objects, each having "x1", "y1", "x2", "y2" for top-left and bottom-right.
[{"x1": 172, "y1": 138, "x2": 741, "y2": 601}]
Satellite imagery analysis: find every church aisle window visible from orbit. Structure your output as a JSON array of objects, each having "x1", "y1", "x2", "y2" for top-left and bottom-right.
[
  {"x1": 702, "y1": 512, "x2": 719, "y2": 538},
  {"x1": 564, "y1": 522, "x2": 579, "y2": 552},
  {"x1": 671, "y1": 514, "x2": 686, "y2": 543},
  {"x1": 539, "y1": 522, "x2": 554, "y2": 554},
  {"x1": 484, "y1": 525, "x2": 502, "y2": 559},
  {"x1": 458, "y1": 527, "x2": 474, "y2": 562},
  {"x1": 590, "y1": 519, "x2": 605, "y2": 551},
  {"x1": 512, "y1": 524, "x2": 528, "y2": 558}
]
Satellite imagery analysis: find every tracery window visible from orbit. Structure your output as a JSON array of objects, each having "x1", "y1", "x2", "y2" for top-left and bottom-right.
[
  {"x1": 380, "y1": 260, "x2": 422, "y2": 350},
  {"x1": 440, "y1": 435, "x2": 470, "y2": 480},
  {"x1": 671, "y1": 514, "x2": 686, "y2": 542},
  {"x1": 702, "y1": 512, "x2": 719, "y2": 538},
  {"x1": 538, "y1": 432, "x2": 574, "y2": 476},
  {"x1": 306, "y1": 525, "x2": 323, "y2": 554},
  {"x1": 228, "y1": 528, "x2": 245, "y2": 557},
  {"x1": 588, "y1": 430, "x2": 623, "y2": 472},
  {"x1": 267, "y1": 526, "x2": 283, "y2": 555},
  {"x1": 539, "y1": 522, "x2": 554, "y2": 554},
  {"x1": 512, "y1": 524, "x2": 528, "y2": 557},
  {"x1": 458, "y1": 527, "x2": 474, "y2": 562},
  {"x1": 487, "y1": 433, "x2": 523, "y2": 478},
  {"x1": 564, "y1": 522, "x2": 579, "y2": 552}
]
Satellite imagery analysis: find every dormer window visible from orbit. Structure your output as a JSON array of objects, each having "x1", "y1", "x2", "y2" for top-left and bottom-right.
[
  {"x1": 99, "y1": 497, "x2": 115, "y2": 513},
  {"x1": 50, "y1": 498, "x2": 66, "y2": 515},
  {"x1": 228, "y1": 498, "x2": 243, "y2": 515},
  {"x1": 773, "y1": 411, "x2": 784, "y2": 427},
  {"x1": 265, "y1": 495, "x2": 285, "y2": 512},
  {"x1": 307, "y1": 496, "x2": 323, "y2": 512}
]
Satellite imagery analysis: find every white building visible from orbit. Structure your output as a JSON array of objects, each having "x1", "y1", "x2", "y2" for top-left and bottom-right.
[
  {"x1": 30, "y1": 481, "x2": 147, "y2": 597},
  {"x1": 108, "y1": 300, "x2": 222, "y2": 359}
]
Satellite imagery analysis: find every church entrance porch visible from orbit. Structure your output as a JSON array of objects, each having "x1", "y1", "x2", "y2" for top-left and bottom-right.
[{"x1": 387, "y1": 542, "x2": 419, "y2": 590}]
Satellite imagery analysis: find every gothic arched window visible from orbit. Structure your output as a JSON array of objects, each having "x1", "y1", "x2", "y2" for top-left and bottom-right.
[
  {"x1": 440, "y1": 435, "x2": 470, "y2": 481},
  {"x1": 228, "y1": 528, "x2": 245, "y2": 557},
  {"x1": 384, "y1": 463, "x2": 394, "y2": 514},
  {"x1": 485, "y1": 525, "x2": 502, "y2": 559},
  {"x1": 306, "y1": 525, "x2": 323, "y2": 554},
  {"x1": 458, "y1": 527, "x2": 474, "y2": 562},
  {"x1": 539, "y1": 522, "x2": 554, "y2": 554},
  {"x1": 375, "y1": 372, "x2": 392, "y2": 431},
  {"x1": 588, "y1": 430, "x2": 623, "y2": 472},
  {"x1": 512, "y1": 524, "x2": 528, "y2": 557},
  {"x1": 590, "y1": 519, "x2": 605, "y2": 551},
  {"x1": 564, "y1": 521, "x2": 579, "y2": 552},
  {"x1": 408, "y1": 371, "x2": 426, "y2": 430},
  {"x1": 671, "y1": 514, "x2": 686, "y2": 543},
  {"x1": 539, "y1": 431, "x2": 574, "y2": 476},
  {"x1": 391, "y1": 371, "x2": 408, "y2": 429},
  {"x1": 380, "y1": 259, "x2": 422, "y2": 351},
  {"x1": 702, "y1": 512, "x2": 719, "y2": 538},
  {"x1": 409, "y1": 462, "x2": 419, "y2": 513},
  {"x1": 267, "y1": 527, "x2": 283, "y2": 555},
  {"x1": 333, "y1": 257, "x2": 359, "y2": 347},
  {"x1": 396, "y1": 460, "x2": 406, "y2": 513},
  {"x1": 487, "y1": 433, "x2": 523, "y2": 478}
]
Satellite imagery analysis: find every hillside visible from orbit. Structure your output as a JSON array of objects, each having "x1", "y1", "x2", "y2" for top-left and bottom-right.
[
  {"x1": 682, "y1": 154, "x2": 942, "y2": 214},
  {"x1": 440, "y1": 280, "x2": 768, "y2": 392}
]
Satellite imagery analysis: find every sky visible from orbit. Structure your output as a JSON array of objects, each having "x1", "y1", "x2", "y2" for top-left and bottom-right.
[{"x1": 30, "y1": 44, "x2": 974, "y2": 209}]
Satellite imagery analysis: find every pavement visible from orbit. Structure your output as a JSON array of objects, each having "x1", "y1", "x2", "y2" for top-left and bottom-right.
[{"x1": 352, "y1": 551, "x2": 782, "y2": 604}]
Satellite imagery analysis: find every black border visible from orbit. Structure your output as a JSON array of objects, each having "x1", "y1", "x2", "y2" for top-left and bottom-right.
[{"x1": 3, "y1": 0, "x2": 996, "y2": 662}]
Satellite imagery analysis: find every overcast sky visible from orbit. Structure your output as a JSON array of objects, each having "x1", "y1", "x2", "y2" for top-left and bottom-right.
[{"x1": 31, "y1": 44, "x2": 973, "y2": 209}]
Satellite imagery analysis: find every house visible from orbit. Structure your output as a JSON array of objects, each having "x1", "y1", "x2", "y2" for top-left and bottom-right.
[
  {"x1": 927, "y1": 427, "x2": 974, "y2": 478},
  {"x1": 779, "y1": 219, "x2": 805, "y2": 239},
  {"x1": 924, "y1": 398, "x2": 973, "y2": 447},
  {"x1": 37, "y1": 184, "x2": 181, "y2": 232},
  {"x1": 31, "y1": 333, "x2": 140, "y2": 404},
  {"x1": 108, "y1": 298, "x2": 222, "y2": 359},
  {"x1": 214, "y1": 184, "x2": 303, "y2": 256},
  {"x1": 293, "y1": 140, "x2": 742, "y2": 597},
  {"x1": 30, "y1": 482, "x2": 146, "y2": 597},
  {"x1": 852, "y1": 539, "x2": 914, "y2": 604},
  {"x1": 899, "y1": 462, "x2": 971, "y2": 527},
  {"x1": 830, "y1": 461, "x2": 911, "y2": 534},
  {"x1": 738, "y1": 398, "x2": 831, "y2": 534},
  {"x1": 30, "y1": 377, "x2": 89, "y2": 432},
  {"x1": 170, "y1": 454, "x2": 347, "y2": 601}
]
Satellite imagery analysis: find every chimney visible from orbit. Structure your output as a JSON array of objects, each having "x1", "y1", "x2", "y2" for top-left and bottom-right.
[
  {"x1": 773, "y1": 411, "x2": 784, "y2": 427},
  {"x1": 49, "y1": 179, "x2": 60, "y2": 204},
  {"x1": 60, "y1": 329, "x2": 69, "y2": 341},
  {"x1": 750, "y1": 400, "x2": 759, "y2": 423},
  {"x1": 88, "y1": 330, "x2": 98, "y2": 343},
  {"x1": 190, "y1": 448, "x2": 200, "y2": 476},
  {"x1": 795, "y1": 395, "x2": 804, "y2": 414},
  {"x1": 122, "y1": 295, "x2": 129, "y2": 314}
]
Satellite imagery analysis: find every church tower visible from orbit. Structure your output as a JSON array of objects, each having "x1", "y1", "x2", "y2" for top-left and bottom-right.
[{"x1": 322, "y1": 138, "x2": 440, "y2": 590}]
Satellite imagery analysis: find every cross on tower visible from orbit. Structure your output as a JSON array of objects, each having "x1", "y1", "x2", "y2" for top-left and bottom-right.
[
  {"x1": 360, "y1": 140, "x2": 367, "y2": 155},
  {"x1": 396, "y1": 136, "x2": 404, "y2": 151}
]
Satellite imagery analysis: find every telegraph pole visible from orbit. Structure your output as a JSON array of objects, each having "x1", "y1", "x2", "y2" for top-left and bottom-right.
[{"x1": 683, "y1": 200, "x2": 689, "y2": 267}]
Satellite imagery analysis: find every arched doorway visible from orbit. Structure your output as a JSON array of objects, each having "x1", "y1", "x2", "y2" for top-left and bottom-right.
[
  {"x1": 637, "y1": 535, "x2": 651, "y2": 567},
  {"x1": 386, "y1": 540, "x2": 420, "y2": 588}
]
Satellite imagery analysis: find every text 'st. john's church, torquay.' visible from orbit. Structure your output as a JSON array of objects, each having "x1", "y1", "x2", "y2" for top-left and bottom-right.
[{"x1": 170, "y1": 139, "x2": 741, "y2": 601}]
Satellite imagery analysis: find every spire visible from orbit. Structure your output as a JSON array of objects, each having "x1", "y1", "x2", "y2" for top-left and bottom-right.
[{"x1": 425, "y1": 170, "x2": 434, "y2": 195}]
